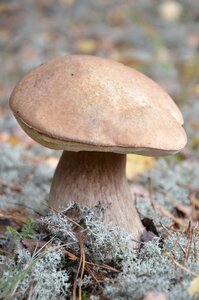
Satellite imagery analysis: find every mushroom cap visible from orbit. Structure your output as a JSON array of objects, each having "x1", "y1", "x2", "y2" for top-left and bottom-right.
[{"x1": 9, "y1": 55, "x2": 187, "y2": 156}]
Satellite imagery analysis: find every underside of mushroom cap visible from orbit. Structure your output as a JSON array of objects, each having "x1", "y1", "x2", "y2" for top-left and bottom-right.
[{"x1": 9, "y1": 55, "x2": 187, "y2": 155}]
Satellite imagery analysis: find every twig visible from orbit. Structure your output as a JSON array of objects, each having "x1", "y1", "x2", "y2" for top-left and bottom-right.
[
  {"x1": 190, "y1": 193, "x2": 199, "y2": 208},
  {"x1": 84, "y1": 265, "x2": 101, "y2": 284},
  {"x1": 61, "y1": 249, "x2": 78, "y2": 261},
  {"x1": 185, "y1": 221, "x2": 192, "y2": 238},
  {"x1": 147, "y1": 178, "x2": 188, "y2": 228},
  {"x1": 184, "y1": 229, "x2": 193, "y2": 265},
  {"x1": 165, "y1": 252, "x2": 199, "y2": 277},
  {"x1": 85, "y1": 261, "x2": 119, "y2": 273},
  {"x1": 61, "y1": 248, "x2": 119, "y2": 273},
  {"x1": 48, "y1": 205, "x2": 84, "y2": 230},
  {"x1": 72, "y1": 238, "x2": 83, "y2": 300},
  {"x1": 193, "y1": 238, "x2": 198, "y2": 262},
  {"x1": 172, "y1": 234, "x2": 182, "y2": 260},
  {"x1": 160, "y1": 222, "x2": 172, "y2": 237},
  {"x1": 147, "y1": 177, "x2": 156, "y2": 210},
  {"x1": 79, "y1": 237, "x2": 86, "y2": 300}
]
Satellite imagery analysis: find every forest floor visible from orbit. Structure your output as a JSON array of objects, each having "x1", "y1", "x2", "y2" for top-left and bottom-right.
[{"x1": 0, "y1": 1, "x2": 199, "y2": 299}]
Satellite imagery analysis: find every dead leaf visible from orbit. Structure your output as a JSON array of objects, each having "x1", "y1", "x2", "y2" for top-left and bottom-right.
[
  {"x1": 151, "y1": 200, "x2": 189, "y2": 228},
  {"x1": 188, "y1": 276, "x2": 199, "y2": 296},
  {"x1": 175, "y1": 205, "x2": 198, "y2": 227},
  {"x1": 0, "y1": 133, "x2": 22, "y2": 146},
  {"x1": 126, "y1": 154, "x2": 155, "y2": 180},
  {"x1": 6, "y1": 134, "x2": 22, "y2": 146},
  {"x1": 0, "y1": 209, "x2": 27, "y2": 233},
  {"x1": 75, "y1": 39, "x2": 97, "y2": 54},
  {"x1": 147, "y1": 178, "x2": 190, "y2": 228},
  {"x1": 190, "y1": 193, "x2": 199, "y2": 208},
  {"x1": 22, "y1": 239, "x2": 47, "y2": 253},
  {"x1": 174, "y1": 204, "x2": 192, "y2": 219}
]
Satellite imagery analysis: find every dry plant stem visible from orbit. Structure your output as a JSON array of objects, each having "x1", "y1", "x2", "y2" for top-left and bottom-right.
[
  {"x1": 184, "y1": 230, "x2": 193, "y2": 265},
  {"x1": 49, "y1": 151, "x2": 144, "y2": 239},
  {"x1": 165, "y1": 252, "x2": 199, "y2": 277},
  {"x1": 194, "y1": 239, "x2": 198, "y2": 262},
  {"x1": 148, "y1": 178, "x2": 188, "y2": 228}
]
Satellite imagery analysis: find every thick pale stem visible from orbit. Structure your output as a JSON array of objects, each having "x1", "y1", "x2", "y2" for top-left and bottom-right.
[{"x1": 49, "y1": 151, "x2": 144, "y2": 240}]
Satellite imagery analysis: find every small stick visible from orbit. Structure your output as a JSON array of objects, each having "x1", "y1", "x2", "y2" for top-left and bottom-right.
[
  {"x1": 85, "y1": 265, "x2": 101, "y2": 284},
  {"x1": 49, "y1": 206, "x2": 84, "y2": 229},
  {"x1": 165, "y1": 252, "x2": 199, "y2": 277},
  {"x1": 184, "y1": 229, "x2": 193, "y2": 265},
  {"x1": 172, "y1": 234, "x2": 181, "y2": 260},
  {"x1": 193, "y1": 238, "x2": 198, "y2": 262},
  {"x1": 160, "y1": 222, "x2": 173, "y2": 237},
  {"x1": 147, "y1": 177, "x2": 157, "y2": 210},
  {"x1": 147, "y1": 178, "x2": 187, "y2": 228},
  {"x1": 185, "y1": 221, "x2": 192, "y2": 238},
  {"x1": 79, "y1": 238, "x2": 86, "y2": 300},
  {"x1": 190, "y1": 192, "x2": 199, "y2": 208}
]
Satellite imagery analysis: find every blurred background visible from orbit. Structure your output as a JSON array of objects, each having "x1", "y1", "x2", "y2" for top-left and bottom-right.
[{"x1": 0, "y1": 0, "x2": 199, "y2": 217}]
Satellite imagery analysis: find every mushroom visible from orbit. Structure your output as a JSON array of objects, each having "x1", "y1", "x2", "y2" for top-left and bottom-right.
[{"x1": 9, "y1": 55, "x2": 187, "y2": 240}]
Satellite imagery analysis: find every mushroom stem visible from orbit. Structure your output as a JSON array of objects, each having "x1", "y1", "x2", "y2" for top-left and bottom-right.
[{"x1": 49, "y1": 151, "x2": 144, "y2": 240}]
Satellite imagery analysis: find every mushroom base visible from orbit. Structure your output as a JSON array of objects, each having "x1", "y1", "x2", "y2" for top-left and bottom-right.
[{"x1": 49, "y1": 151, "x2": 144, "y2": 240}]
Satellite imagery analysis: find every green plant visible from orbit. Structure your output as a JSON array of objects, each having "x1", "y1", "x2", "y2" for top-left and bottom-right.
[{"x1": 20, "y1": 219, "x2": 37, "y2": 240}]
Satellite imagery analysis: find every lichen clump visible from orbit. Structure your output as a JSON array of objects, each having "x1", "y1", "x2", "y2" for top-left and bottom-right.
[{"x1": 0, "y1": 204, "x2": 198, "y2": 300}]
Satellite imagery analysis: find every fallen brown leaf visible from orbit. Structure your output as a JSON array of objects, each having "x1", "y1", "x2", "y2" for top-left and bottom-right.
[
  {"x1": 0, "y1": 208, "x2": 27, "y2": 232},
  {"x1": 126, "y1": 154, "x2": 155, "y2": 180},
  {"x1": 74, "y1": 39, "x2": 97, "y2": 54},
  {"x1": 22, "y1": 239, "x2": 47, "y2": 253},
  {"x1": 188, "y1": 276, "x2": 199, "y2": 296},
  {"x1": 190, "y1": 193, "x2": 199, "y2": 208},
  {"x1": 0, "y1": 133, "x2": 22, "y2": 147},
  {"x1": 174, "y1": 204, "x2": 192, "y2": 219},
  {"x1": 148, "y1": 178, "x2": 191, "y2": 228}
]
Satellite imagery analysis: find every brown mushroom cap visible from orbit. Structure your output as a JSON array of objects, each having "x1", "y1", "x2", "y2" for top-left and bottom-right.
[{"x1": 9, "y1": 55, "x2": 187, "y2": 155}]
